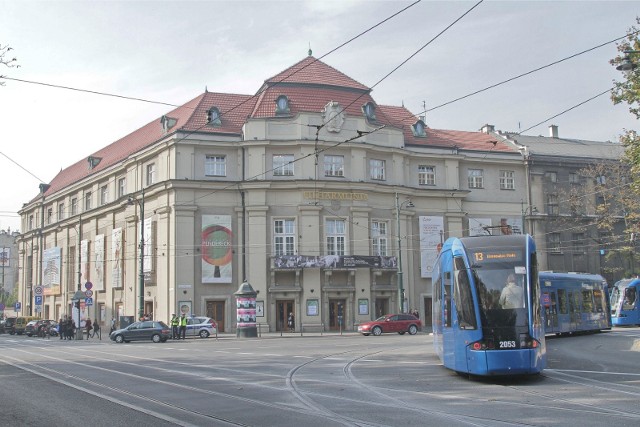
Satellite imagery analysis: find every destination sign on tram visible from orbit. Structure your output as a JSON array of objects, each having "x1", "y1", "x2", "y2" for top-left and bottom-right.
[{"x1": 470, "y1": 249, "x2": 523, "y2": 264}]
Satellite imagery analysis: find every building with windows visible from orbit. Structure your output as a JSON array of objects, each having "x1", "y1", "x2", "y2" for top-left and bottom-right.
[
  {"x1": 17, "y1": 56, "x2": 563, "y2": 332},
  {"x1": 1, "y1": 229, "x2": 19, "y2": 314}
]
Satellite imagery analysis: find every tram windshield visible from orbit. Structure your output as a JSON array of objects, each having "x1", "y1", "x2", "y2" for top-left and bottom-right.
[{"x1": 611, "y1": 280, "x2": 637, "y2": 311}]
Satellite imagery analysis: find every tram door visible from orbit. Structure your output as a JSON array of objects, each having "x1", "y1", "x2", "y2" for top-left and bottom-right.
[
  {"x1": 542, "y1": 291, "x2": 558, "y2": 333},
  {"x1": 329, "y1": 299, "x2": 346, "y2": 330},
  {"x1": 442, "y1": 270, "x2": 455, "y2": 363},
  {"x1": 276, "y1": 300, "x2": 294, "y2": 332},
  {"x1": 375, "y1": 298, "x2": 389, "y2": 318},
  {"x1": 206, "y1": 301, "x2": 225, "y2": 332},
  {"x1": 423, "y1": 297, "x2": 432, "y2": 328}
]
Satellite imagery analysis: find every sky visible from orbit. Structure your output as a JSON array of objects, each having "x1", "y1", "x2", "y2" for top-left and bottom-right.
[{"x1": 1, "y1": 0, "x2": 639, "y2": 233}]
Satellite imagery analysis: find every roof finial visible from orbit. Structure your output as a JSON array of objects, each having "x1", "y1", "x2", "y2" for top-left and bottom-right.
[
  {"x1": 205, "y1": 85, "x2": 208, "y2": 93},
  {"x1": 308, "y1": 42, "x2": 312, "y2": 57}
]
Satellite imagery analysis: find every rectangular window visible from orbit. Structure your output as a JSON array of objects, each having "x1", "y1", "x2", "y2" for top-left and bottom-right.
[
  {"x1": 371, "y1": 221, "x2": 388, "y2": 256},
  {"x1": 468, "y1": 169, "x2": 484, "y2": 188},
  {"x1": 545, "y1": 171, "x2": 557, "y2": 183},
  {"x1": 58, "y1": 203, "x2": 65, "y2": 221},
  {"x1": 273, "y1": 154, "x2": 294, "y2": 176},
  {"x1": 146, "y1": 163, "x2": 156, "y2": 186},
  {"x1": 499, "y1": 170, "x2": 515, "y2": 190},
  {"x1": 205, "y1": 155, "x2": 227, "y2": 177},
  {"x1": 548, "y1": 233, "x2": 561, "y2": 253},
  {"x1": 369, "y1": 159, "x2": 385, "y2": 180},
  {"x1": 418, "y1": 165, "x2": 436, "y2": 186},
  {"x1": 118, "y1": 178, "x2": 126, "y2": 198},
  {"x1": 46, "y1": 208, "x2": 53, "y2": 224},
  {"x1": 84, "y1": 191, "x2": 92, "y2": 211},
  {"x1": 547, "y1": 193, "x2": 559, "y2": 215},
  {"x1": 324, "y1": 155, "x2": 344, "y2": 177},
  {"x1": 326, "y1": 219, "x2": 346, "y2": 256},
  {"x1": 274, "y1": 219, "x2": 296, "y2": 256},
  {"x1": 569, "y1": 172, "x2": 580, "y2": 184},
  {"x1": 572, "y1": 233, "x2": 585, "y2": 252},
  {"x1": 100, "y1": 185, "x2": 109, "y2": 205},
  {"x1": 28, "y1": 215, "x2": 34, "y2": 231},
  {"x1": 71, "y1": 198, "x2": 78, "y2": 216}
]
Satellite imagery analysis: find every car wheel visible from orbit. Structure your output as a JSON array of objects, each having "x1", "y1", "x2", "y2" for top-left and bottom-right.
[
  {"x1": 115, "y1": 335, "x2": 124, "y2": 343},
  {"x1": 199, "y1": 330, "x2": 210, "y2": 338},
  {"x1": 152, "y1": 334, "x2": 161, "y2": 343},
  {"x1": 372, "y1": 326, "x2": 382, "y2": 336},
  {"x1": 408, "y1": 325, "x2": 418, "y2": 335}
]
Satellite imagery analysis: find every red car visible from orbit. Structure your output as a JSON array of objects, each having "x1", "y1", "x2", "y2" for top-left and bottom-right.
[{"x1": 358, "y1": 314, "x2": 422, "y2": 336}]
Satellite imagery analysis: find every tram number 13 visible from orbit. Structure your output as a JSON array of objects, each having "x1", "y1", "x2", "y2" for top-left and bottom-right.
[{"x1": 499, "y1": 340, "x2": 517, "y2": 349}]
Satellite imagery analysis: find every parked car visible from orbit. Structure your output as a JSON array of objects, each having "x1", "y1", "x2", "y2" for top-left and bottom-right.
[
  {"x1": 110, "y1": 320, "x2": 171, "y2": 343},
  {"x1": 25, "y1": 319, "x2": 57, "y2": 337},
  {"x1": 357, "y1": 314, "x2": 422, "y2": 336},
  {"x1": 186, "y1": 316, "x2": 217, "y2": 338},
  {"x1": 13, "y1": 316, "x2": 38, "y2": 335},
  {"x1": 1, "y1": 317, "x2": 16, "y2": 334}
]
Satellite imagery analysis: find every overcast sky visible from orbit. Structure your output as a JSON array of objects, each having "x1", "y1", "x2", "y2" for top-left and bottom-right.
[{"x1": 1, "y1": 0, "x2": 639, "y2": 232}]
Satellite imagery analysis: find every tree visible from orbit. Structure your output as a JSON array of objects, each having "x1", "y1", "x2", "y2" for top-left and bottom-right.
[{"x1": 0, "y1": 43, "x2": 19, "y2": 86}]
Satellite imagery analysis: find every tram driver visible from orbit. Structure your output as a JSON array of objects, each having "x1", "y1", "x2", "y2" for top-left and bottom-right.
[{"x1": 499, "y1": 274, "x2": 525, "y2": 309}]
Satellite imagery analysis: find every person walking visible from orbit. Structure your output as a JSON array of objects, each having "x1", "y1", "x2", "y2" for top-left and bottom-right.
[
  {"x1": 58, "y1": 317, "x2": 64, "y2": 340},
  {"x1": 287, "y1": 312, "x2": 295, "y2": 332},
  {"x1": 178, "y1": 313, "x2": 188, "y2": 340},
  {"x1": 92, "y1": 321, "x2": 100, "y2": 339},
  {"x1": 110, "y1": 317, "x2": 116, "y2": 334},
  {"x1": 85, "y1": 318, "x2": 93, "y2": 339},
  {"x1": 170, "y1": 314, "x2": 179, "y2": 340}
]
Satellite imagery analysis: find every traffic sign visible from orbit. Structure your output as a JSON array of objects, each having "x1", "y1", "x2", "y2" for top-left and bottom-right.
[
  {"x1": 15, "y1": 302, "x2": 21, "y2": 311},
  {"x1": 85, "y1": 297, "x2": 93, "y2": 306},
  {"x1": 85, "y1": 290, "x2": 93, "y2": 298},
  {"x1": 85, "y1": 282, "x2": 93, "y2": 290},
  {"x1": 34, "y1": 295, "x2": 43, "y2": 305},
  {"x1": 34, "y1": 285, "x2": 43, "y2": 296}
]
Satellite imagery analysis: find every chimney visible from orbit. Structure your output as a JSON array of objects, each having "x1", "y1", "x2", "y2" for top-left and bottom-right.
[
  {"x1": 549, "y1": 124, "x2": 558, "y2": 138},
  {"x1": 481, "y1": 124, "x2": 495, "y2": 134}
]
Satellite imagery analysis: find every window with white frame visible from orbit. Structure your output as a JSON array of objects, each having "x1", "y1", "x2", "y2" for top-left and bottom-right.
[
  {"x1": 468, "y1": 169, "x2": 484, "y2": 188},
  {"x1": 205, "y1": 155, "x2": 227, "y2": 177},
  {"x1": 58, "y1": 203, "x2": 65, "y2": 221},
  {"x1": 545, "y1": 171, "x2": 557, "y2": 183},
  {"x1": 569, "y1": 172, "x2": 580, "y2": 184},
  {"x1": 71, "y1": 198, "x2": 78, "y2": 216},
  {"x1": 418, "y1": 165, "x2": 436, "y2": 186},
  {"x1": 274, "y1": 219, "x2": 296, "y2": 256},
  {"x1": 499, "y1": 170, "x2": 515, "y2": 190},
  {"x1": 146, "y1": 163, "x2": 156, "y2": 186},
  {"x1": 84, "y1": 191, "x2": 92, "y2": 211},
  {"x1": 548, "y1": 233, "x2": 561, "y2": 253},
  {"x1": 273, "y1": 154, "x2": 294, "y2": 176},
  {"x1": 118, "y1": 178, "x2": 126, "y2": 198},
  {"x1": 326, "y1": 219, "x2": 346, "y2": 256},
  {"x1": 371, "y1": 221, "x2": 388, "y2": 256},
  {"x1": 369, "y1": 159, "x2": 385, "y2": 180},
  {"x1": 47, "y1": 208, "x2": 53, "y2": 224},
  {"x1": 28, "y1": 215, "x2": 34, "y2": 230},
  {"x1": 324, "y1": 155, "x2": 344, "y2": 177},
  {"x1": 547, "y1": 193, "x2": 559, "y2": 215},
  {"x1": 100, "y1": 185, "x2": 109, "y2": 205}
]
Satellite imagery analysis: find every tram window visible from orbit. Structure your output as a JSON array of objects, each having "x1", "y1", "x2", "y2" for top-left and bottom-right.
[
  {"x1": 581, "y1": 290, "x2": 594, "y2": 313},
  {"x1": 557, "y1": 289, "x2": 568, "y2": 314},
  {"x1": 571, "y1": 292, "x2": 581, "y2": 314},
  {"x1": 454, "y1": 257, "x2": 477, "y2": 329},
  {"x1": 623, "y1": 288, "x2": 637, "y2": 310},
  {"x1": 593, "y1": 289, "x2": 605, "y2": 313}
]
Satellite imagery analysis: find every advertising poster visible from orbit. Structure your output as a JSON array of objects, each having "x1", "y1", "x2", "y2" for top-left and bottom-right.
[
  {"x1": 94, "y1": 234, "x2": 105, "y2": 291},
  {"x1": 236, "y1": 297, "x2": 256, "y2": 327},
  {"x1": 43, "y1": 247, "x2": 61, "y2": 295},
  {"x1": 307, "y1": 299, "x2": 319, "y2": 316},
  {"x1": 139, "y1": 218, "x2": 154, "y2": 280},
  {"x1": 202, "y1": 214, "x2": 233, "y2": 283},
  {"x1": 468, "y1": 217, "x2": 492, "y2": 236},
  {"x1": 111, "y1": 228, "x2": 122, "y2": 288},
  {"x1": 419, "y1": 216, "x2": 444, "y2": 278},
  {"x1": 498, "y1": 217, "x2": 523, "y2": 235},
  {"x1": 81, "y1": 239, "x2": 89, "y2": 284}
]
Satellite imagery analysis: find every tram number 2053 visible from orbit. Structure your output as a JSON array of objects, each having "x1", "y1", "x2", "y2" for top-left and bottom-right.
[{"x1": 499, "y1": 340, "x2": 517, "y2": 349}]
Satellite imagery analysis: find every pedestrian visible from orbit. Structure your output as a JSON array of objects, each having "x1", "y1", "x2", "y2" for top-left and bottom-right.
[
  {"x1": 179, "y1": 313, "x2": 187, "y2": 339},
  {"x1": 67, "y1": 319, "x2": 75, "y2": 340},
  {"x1": 110, "y1": 317, "x2": 116, "y2": 334},
  {"x1": 58, "y1": 317, "x2": 64, "y2": 340},
  {"x1": 92, "y1": 321, "x2": 100, "y2": 339},
  {"x1": 170, "y1": 313, "x2": 179, "y2": 339},
  {"x1": 85, "y1": 318, "x2": 92, "y2": 339},
  {"x1": 287, "y1": 312, "x2": 295, "y2": 332}
]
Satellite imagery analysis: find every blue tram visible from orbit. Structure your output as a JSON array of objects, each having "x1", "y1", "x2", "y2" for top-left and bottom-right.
[
  {"x1": 611, "y1": 278, "x2": 640, "y2": 326},
  {"x1": 539, "y1": 272, "x2": 611, "y2": 335},
  {"x1": 432, "y1": 235, "x2": 546, "y2": 376}
]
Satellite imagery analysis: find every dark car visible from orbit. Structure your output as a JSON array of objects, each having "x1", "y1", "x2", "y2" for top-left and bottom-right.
[
  {"x1": 357, "y1": 314, "x2": 422, "y2": 336},
  {"x1": 1, "y1": 317, "x2": 16, "y2": 334},
  {"x1": 110, "y1": 320, "x2": 171, "y2": 343}
]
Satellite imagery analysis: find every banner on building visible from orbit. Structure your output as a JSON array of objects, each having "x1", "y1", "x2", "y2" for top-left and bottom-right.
[
  {"x1": 94, "y1": 234, "x2": 105, "y2": 291},
  {"x1": 81, "y1": 239, "x2": 89, "y2": 284},
  {"x1": 138, "y1": 218, "x2": 154, "y2": 282},
  {"x1": 43, "y1": 247, "x2": 61, "y2": 295},
  {"x1": 419, "y1": 216, "x2": 444, "y2": 278},
  {"x1": 202, "y1": 215, "x2": 233, "y2": 283},
  {"x1": 111, "y1": 228, "x2": 122, "y2": 288},
  {"x1": 273, "y1": 255, "x2": 396, "y2": 269}
]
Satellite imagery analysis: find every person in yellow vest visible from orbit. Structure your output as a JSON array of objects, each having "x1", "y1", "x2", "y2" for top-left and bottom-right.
[
  {"x1": 179, "y1": 313, "x2": 188, "y2": 340},
  {"x1": 170, "y1": 314, "x2": 179, "y2": 340}
]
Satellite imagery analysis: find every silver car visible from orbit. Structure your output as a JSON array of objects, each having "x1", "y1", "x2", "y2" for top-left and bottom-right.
[{"x1": 186, "y1": 316, "x2": 217, "y2": 338}]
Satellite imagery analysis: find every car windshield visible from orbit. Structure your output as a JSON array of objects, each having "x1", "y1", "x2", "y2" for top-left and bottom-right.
[{"x1": 374, "y1": 316, "x2": 389, "y2": 321}]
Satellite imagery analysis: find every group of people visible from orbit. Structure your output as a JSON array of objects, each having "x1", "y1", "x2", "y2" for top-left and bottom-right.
[
  {"x1": 84, "y1": 318, "x2": 100, "y2": 339},
  {"x1": 56, "y1": 316, "x2": 100, "y2": 340},
  {"x1": 170, "y1": 313, "x2": 188, "y2": 339}
]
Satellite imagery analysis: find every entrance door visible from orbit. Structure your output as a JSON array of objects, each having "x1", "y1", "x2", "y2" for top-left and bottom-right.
[
  {"x1": 276, "y1": 300, "x2": 294, "y2": 332},
  {"x1": 423, "y1": 297, "x2": 432, "y2": 327},
  {"x1": 144, "y1": 301, "x2": 153, "y2": 319},
  {"x1": 374, "y1": 298, "x2": 389, "y2": 318},
  {"x1": 206, "y1": 301, "x2": 225, "y2": 332},
  {"x1": 329, "y1": 299, "x2": 346, "y2": 330}
]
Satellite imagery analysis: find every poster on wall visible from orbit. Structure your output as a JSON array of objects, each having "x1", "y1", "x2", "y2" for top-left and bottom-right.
[
  {"x1": 201, "y1": 214, "x2": 233, "y2": 283},
  {"x1": 94, "y1": 234, "x2": 105, "y2": 291},
  {"x1": 358, "y1": 299, "x2": 369, "y2": 315},
  {"x1": 42, "y1": 247, "x2": 61, "y2": 295},
  {"x1": 497, "y1": 217, "x2": 523, "y2": 235},
  {"x1": 468, "y1": 217, "x2": 492, "y2": 236},
  {"x1": 81, "y1": 239, "x2": 90, "y2": 284},
  {"x1": 178, "y1": 301, "x2": 192, "y2": 317},
  {"x1": 138, "y1": 218, "x2": 154, "y2": 280},
  {"x1": 0, "y1": 247, "x2": 9, "y2": 265},
  {"x1": 111, "y1": 228, "x2": 122, "y2": 288},
  {"x1": 307, "y1": 299, "x2": 319, "y2": 316},
  {"x1": 419, "y1": 216, "x2": 444, "y2": 278}
]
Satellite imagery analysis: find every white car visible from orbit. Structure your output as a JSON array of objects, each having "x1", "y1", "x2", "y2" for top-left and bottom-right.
[{"x1": 186, "y1": 316, "x2": 217, "y2": 338}]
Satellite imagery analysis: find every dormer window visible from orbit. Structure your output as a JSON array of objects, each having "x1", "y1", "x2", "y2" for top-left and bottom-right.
[
  {"x1": 411, "y1": 119, "x2": 427, "y2": 137},
  {"x1": 87, "y1": 156, "x2": 102, "y2": 170},
  {"x1": 275, "y1": 95, "x2": 290, "y2": 115},
  {"x1": 362, "y1": 102, "x2": 376, "y2": 121},
  {"x1": 160, "y1": 115, "x2": 178, "y2": 133},
  {"x1": 206, "y1": 107, "x2": 222, "y2": 126}
]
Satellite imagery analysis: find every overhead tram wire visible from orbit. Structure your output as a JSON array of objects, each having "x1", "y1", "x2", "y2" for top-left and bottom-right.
[{"x1": 0, "y1": 151, "x2": 46, "y2": 183}]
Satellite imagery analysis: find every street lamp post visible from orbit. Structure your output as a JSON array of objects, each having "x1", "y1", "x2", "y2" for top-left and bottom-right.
[
  {"x1": 128, "y1": 188, "x2": 145, "y2": 321},
  {"x1": 395, "y1": 192, "x2": 414, "y2": 314},
  {"x1": 616, "y1": 50, "x2": 640, "y2": 75}
]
